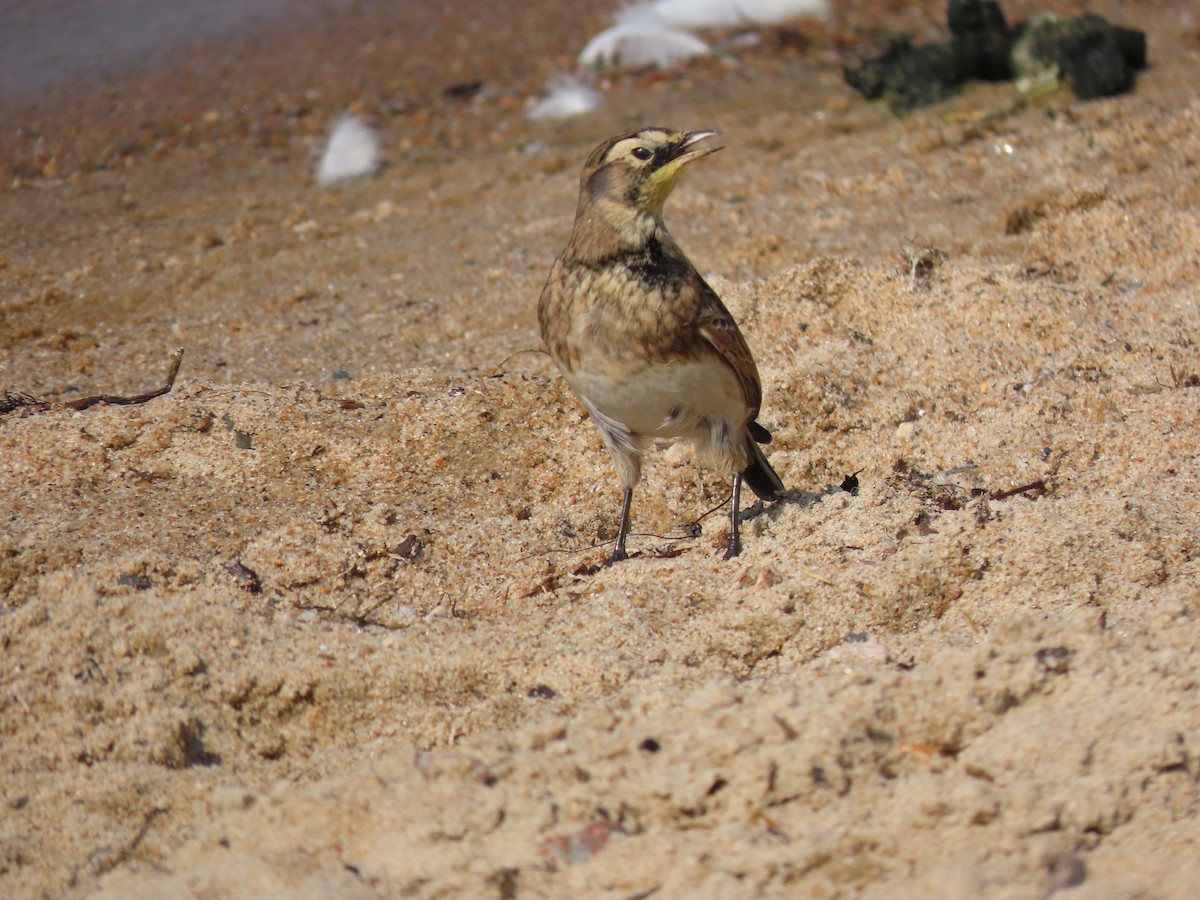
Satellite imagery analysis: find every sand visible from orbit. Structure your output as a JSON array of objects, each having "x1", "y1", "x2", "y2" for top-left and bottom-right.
[{"x1": 2, "y1": 0, "x2": 1199, "y2": 897}]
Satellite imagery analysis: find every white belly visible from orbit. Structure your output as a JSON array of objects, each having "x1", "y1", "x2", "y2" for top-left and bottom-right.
[{"x1": 567, "y1": 357, "x2": 746, "y2": 444}]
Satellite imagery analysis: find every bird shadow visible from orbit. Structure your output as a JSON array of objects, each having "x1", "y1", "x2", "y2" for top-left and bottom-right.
[
  {"x1": 740, "y1": 478, "x2": 857, "y2": 525},
  {"x1": 564, "y1": 477, "x2": 857, "y2": 576}
]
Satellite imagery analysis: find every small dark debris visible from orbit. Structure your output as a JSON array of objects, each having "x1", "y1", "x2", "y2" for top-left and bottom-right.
[
  {"x1": 1045, "y1": 850, "x2": 1088, "y2": 893},
  {"x1": 174, "y1": 717, "x2": 221, "y2": 768},
  {"x1": 443, "y1": 81, "x2": 484, "y2": 101},
  {"x1": 189, "y1": 410, "x2": 215, "y2": 432},
  {"x1": 865, "y1": 727, "x2": 894, "y2": 745},
  {"x1": 229, "y1": 561, "x2": 262, "y2": 594},
  {"x1": 840, "y1": 472, "x2": 861, "y2": 494},
  {"x1": 1035, "y1": 645, "x2": 1072, "y2": 674},
  {"x1": 844, "y1": 632, "x2": 870, "y2": 643},
  {"x1": 332, "y1": 370, "x2": 350, "y2": 380},
  {"x1": 1004, "y1": 202, "x2": 1046, "y2": 235},
  {"x1": 639, "y1": 738, "x2": 662, "y2": 753},
  {"x1": 902, "y1": 240, "x2": 950, "y2": 285},
  {"x1": 705, "y1": 777, "x2": 728, "y2": 797},
  {"x1": 393, "y1": 534, "x2": 423, "y2": 562},
  {"x1": 74, "y1": 658, "x2": 106, "y2": 683},
  {"x1": 649, "y1": 545, "x2": 686, "y2": 560},
  {"x1": 490, "y1": 867, "x2": 519, "y2": 900},
  {"x1": 888, "y1": 462, "x2": 972, "y2": 510},
  {"x1": 528, "y1": 683, "x2": 557, "y2": 700},
  {"x1": 117, "y1": 573, "x2": 153, "y2": 590},
  {"x1": 930, "y1": 485, "x2": 964, "y2": 511},
  {"x1": 234, "y1": 430, "x2": 254, "y2": 450}
]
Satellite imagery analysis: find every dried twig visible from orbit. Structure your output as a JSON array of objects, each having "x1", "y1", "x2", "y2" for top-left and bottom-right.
[
  {"x1": 1, "y1": 348, "x2": 184, "y2": 415},
  {"x1": 488, "y1": 346, "x2": 549, "y2": 378},
  {"x1": 90, "y1": 805, "x2": 169, "y2": 878},
  {"x1": 0, "y1": 390, "x2": 40, "y2": 415},
  {"x1": 65, "y1": 348, "x2": 185, "y2": 410},
  {"x1": 989, "y1": 479, "x2": 1047, "y2": 501}
]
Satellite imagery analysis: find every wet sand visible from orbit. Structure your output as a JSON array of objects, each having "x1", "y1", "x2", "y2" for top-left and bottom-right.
[{"x1": 2, "y1": 1, "x2": 1199, "y2": 896}]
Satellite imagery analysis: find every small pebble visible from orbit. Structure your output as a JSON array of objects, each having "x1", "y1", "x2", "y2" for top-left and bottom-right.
[
  {"x1": 211, "y1": 785, "x2": 257, "y2": 813},
  {"x1": 826, "y1": 634, "x2": 890, "y2": 666}
]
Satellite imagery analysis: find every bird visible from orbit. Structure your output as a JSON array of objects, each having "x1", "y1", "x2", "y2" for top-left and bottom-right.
[{"x1": 538, "y1": 126, "x2": 785, "y2": 564}]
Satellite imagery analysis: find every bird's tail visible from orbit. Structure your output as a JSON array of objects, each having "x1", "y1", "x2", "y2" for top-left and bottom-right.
[{"x1": 742, "y1": 424, "x2": 785, "y2": 501}]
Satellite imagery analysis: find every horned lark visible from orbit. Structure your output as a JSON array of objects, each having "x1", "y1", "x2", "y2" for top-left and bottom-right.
[{"x1": 538, "y1": 126, "x2": 785, "y2": 564}]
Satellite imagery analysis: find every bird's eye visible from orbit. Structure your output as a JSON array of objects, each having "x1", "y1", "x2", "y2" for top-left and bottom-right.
[{"x1": 631, "y1": 146, "x2": 653, "y2": 161}]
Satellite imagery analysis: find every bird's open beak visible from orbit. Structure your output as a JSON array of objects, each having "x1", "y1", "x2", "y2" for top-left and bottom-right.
[
  {"x1": 640, "y1": 130, "x2": 723, "y2": 213},
  {"x1": 671, "y1": 130, "x2": 723, "y2": 166}
]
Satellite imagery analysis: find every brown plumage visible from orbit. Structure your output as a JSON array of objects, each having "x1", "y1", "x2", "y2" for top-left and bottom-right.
[{"x1": 538, "y1": 127, "x2": 785, "y2": 563}]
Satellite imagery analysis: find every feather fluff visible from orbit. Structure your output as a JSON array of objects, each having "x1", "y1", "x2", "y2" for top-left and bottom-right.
[
  {"x1": 632, "y1": 0, "x2": 831, "y2": 29},
  {"x1": 316, "y1": 115, "x2": 380, "y2": 186},
  {"x1": 527, "y1": 74, "x2": 603, "y2": 120},
  {"x1": 578, "y1": 22, "x2": 710, "y2": 69},
  {"x1": 582, "y1": 0, "x2": 829, "y2": 68}
]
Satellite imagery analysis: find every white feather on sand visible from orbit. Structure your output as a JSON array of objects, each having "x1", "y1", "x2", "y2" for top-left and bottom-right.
[
  {"x1": 630, "y1": 0, "x2": 831, "y2": 29},
  {"x1": 578, "y1": 21, "x2": 710, "y2": 69},
  {"x1": 527, "y1": 74, "x2": 602, "y2": 120},
  {"x1": 316, "y1": 115, "x2": 380, "y2": 186},
  {"x1": 580, "y1": 0, "x2": 829, "y2": 69}
]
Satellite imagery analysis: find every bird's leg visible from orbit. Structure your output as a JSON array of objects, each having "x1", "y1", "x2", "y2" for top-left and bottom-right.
[
  {"x1": 724, "y1": 473, "x2": 743, "y2": 560},
  {"x1": 608, "y1": 487, "x2": 634, "y2": 565}
]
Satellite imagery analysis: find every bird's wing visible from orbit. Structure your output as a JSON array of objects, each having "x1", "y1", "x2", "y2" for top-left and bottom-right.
[{"x1": 692, "y1": 274, "x2": 763, "y2": 415}]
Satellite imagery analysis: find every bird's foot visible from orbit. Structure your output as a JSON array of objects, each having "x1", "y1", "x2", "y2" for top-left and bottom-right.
[
  {"x1": 580, "y1": 547, "x2": 630, "y2": 576},
  {"x1": 606, "y1": 547, "x2": 630, "y2": 566}
]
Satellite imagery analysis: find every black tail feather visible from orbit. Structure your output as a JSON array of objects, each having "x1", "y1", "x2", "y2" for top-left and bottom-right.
[{"x1": 742, "y1": 433, "x2": 785, "y2": 501}]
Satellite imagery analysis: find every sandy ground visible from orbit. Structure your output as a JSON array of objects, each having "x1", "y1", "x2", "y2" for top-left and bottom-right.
[{"x1": 2, "y1": 1, "x2": 1199, "y2": 897}]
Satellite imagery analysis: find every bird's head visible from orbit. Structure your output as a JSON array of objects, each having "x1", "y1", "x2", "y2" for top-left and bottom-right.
[{"x1": 577, "y1": 127, "x2": 722, "y2": 238}]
